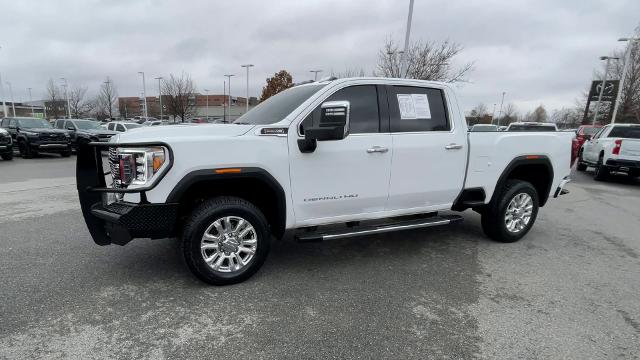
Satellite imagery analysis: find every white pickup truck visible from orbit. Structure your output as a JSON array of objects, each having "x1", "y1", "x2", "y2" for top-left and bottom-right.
[
  {"x1": 576, "y1": 123, "x2": 640, "y2": 180},
  {"x1": 76, "y1": 77, "x2": 572, "y2": 285}
]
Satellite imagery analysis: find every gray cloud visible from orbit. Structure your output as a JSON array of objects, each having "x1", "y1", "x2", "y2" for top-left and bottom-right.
[{"x1": 0, "y1": 0, "x2": 638, "y2": 113}]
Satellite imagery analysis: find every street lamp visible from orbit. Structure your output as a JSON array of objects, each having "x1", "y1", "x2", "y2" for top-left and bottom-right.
[
  {"x1": 60, "y1": 77, "x2": 71, "y2": 119},
  {"x1": 241, "y1": 64, "x2": 254, "y2": 113},
  {"x1": 400, "y1": 0, "x2": 415, "y2": 77},
  {"x1": 154, "y1": 76, "x2": 163, "y2": 120},
  {"x1": 6, "y1": 81, "x2": 15, "y2": 116},
  {"x1": 224, "y1": 74, "x2": 235, "y2": 123},
  {"x1": 0, "y1": 45, "x2": 6, "y2": 118},
  {"x1": 204, "y1": 88, "x2": 210, "y2": 120},
  {"x1": 497, "y1": 91, "x2": 506, "y2": 125},
  {"x1": 138, "y1": 72, "x2": 148, "y2": 119},
  {"x1": 592, "y1": 56, "x2": 619, "y2": 125},
  {"x1": 27, "y1": 87, "x2": 34, "y2": 117},
  {"x1": 309, "y1": 70, "x2": 322, "y2": 81},
  {"x1": 611, "y1": 37, "x2": 640, "y2": 123}
]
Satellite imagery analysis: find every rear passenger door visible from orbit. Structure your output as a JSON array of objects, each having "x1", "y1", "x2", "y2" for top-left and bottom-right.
[{"x1": 385, "y1": 85, "x2": 467, "y2": 212}]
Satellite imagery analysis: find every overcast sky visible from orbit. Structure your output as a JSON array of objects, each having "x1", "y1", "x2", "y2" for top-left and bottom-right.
[{"x1": 0, "y1": 0, "x2": 638, "y2": 114}]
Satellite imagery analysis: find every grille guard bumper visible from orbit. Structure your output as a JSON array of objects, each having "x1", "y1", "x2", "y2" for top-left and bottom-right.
[{"x1": 76, "y1": 142, "x2": 176, "y2": 246}]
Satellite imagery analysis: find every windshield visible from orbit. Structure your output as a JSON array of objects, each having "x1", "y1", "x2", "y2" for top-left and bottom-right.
[
  {"x1": 608, "y1": 126, "x2": 640, "y2": 139},
  {"x1": 234, "y1": 84, "x2": 326, "y2": 125},
  {"x1": 582, "y1": 127, "x2": 600, "y2": 135},
  {"x1": 18, "y1": 118, "x2": 52, "y2": 129},
  {"x1": 75, "y1": 120, "x2": 102, "y2": 130}
]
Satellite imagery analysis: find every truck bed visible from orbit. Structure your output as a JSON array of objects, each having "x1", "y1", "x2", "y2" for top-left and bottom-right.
[{"x1": 465, "y1": 131, "x2": 573, "y2": 204}]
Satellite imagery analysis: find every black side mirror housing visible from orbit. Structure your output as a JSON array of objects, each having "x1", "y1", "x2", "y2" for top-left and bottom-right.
[{"x1": 298, "y1": 101, "x2": 350, "y2": 153}]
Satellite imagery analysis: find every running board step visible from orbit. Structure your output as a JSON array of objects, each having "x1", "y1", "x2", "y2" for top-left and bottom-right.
[{"x1": 295, "y1": 215, "x2": 463, "y2": 243}]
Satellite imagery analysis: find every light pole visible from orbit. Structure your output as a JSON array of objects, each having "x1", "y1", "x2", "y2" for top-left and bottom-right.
[
  {"x1": 497, "y1": 91, "x2": 506, "y2": 125},
  {"x1": 400, "y1": 0, "x2": 415, "y2": 77},
  {"x1": 592, "y1": 56, "x2": 619, "y2": 125},
  {"x1": 491, "y1": 103, "x2": 497, "y2": 124},
  {"x1": 204, "y1": 88, "x2": 210, "y2": 119},
  {"x1": 224, "y1": 74, "x2": 235, "y2": 122},
  {"x1": 154, "y1": 76, "x2": 163, "y2": 120},
  {"x1": 0, "y1": 45, "x2": 6, "y2": 117},
  {"x1": 138, "y1": 72, "x2": 148, "y2": 119},
  {"x1": 60, "y1": 77, "x2": 71, "y2": 119},
  {"x1": 309, "y1": 70, "x2": 322, "y2": 81},
  {"x1": 241, "y1": 64, "x2": 254, "y2": 113},
  {"x1": 6, "y1": 81, "x2": 15, "y2": 116},
  {"x1": 611, "y1": 37, "x2": 640, "y2": 123},
  {"x1": 27, "y1": 87, "x2": 34, "y2": 117}
]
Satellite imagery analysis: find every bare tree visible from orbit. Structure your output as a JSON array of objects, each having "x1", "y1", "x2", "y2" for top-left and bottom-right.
[
  {"x1": 331, "y1": 68, "x2": 367, "y2": 78},
  {"x1": 68, "y1": 86, "x2": 93, "y2": 118},
  {"x1": 45, "y1": 78, "x2": 63, "y2": 120},
  {"x1": 377, "y1": 38, "x2": 474, "y2": 82},
  {"x1": 527, "y1": 105, "x2": 548, "y2": 122},
  {"x1": 498, "y1": 103, "x2": 519, "y2": 126},
  {"x1": 609, "y1": 34, "x2": 640, "y2": 123},
  {"x1": 95, "y1": 77, "x2": 118, "y2": 120},
  {"x1": 551, "y1": 107, "x2": 581, "y2": 129},
  {"x1": 468, "y1": 103, "x2": 489, "y2": 125},
  {"x1": 162, "y1": 72, "x2": 197, "y2": 122}
]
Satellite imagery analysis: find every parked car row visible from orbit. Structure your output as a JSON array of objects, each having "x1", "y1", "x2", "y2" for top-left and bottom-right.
[{"x1": 469, "y1": 122, "x2": 558, "y2": 132}]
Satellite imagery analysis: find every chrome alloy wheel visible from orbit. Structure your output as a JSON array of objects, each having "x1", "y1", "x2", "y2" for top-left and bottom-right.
[
  {"x1": 200, "y1": 216, "x2": 257, "y2": 273},
  {"x1": 504, "y1": 193, "x2": 533, "y2": 233}
]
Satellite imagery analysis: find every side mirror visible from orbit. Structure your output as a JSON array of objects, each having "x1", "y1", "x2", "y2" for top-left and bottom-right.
[
  {"x1": 67, "y1": 126, "x2": 75, "y2": 131},
  {"x1": 305, "y1": 101, "x2": 350, "y2": 141},
  {"x1": 298, "y1": 101, "x2": 350, "y2": 153}
]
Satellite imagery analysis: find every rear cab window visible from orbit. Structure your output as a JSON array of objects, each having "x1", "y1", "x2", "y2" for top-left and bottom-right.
[
  {"x1": 607, "y1": 126, "x2": 640, "y2": 139},
  {"x1": 387, "y1": 86, "x2": 450, "y2": 132}
]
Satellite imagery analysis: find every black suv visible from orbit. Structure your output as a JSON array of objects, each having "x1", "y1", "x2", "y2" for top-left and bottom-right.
[
  {"x1": 53, "y1": 119, "x2": 116, "y2": 149},
  {"x1": 0, "y1": 117, "x2": 71, "y2": 158},
  {"x1": 0, "y1": 127, "x2": 13, "y2": 160}
]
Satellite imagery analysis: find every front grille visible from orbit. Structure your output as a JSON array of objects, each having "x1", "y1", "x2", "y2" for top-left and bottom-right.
[
  {"x1": 0, "y1": 134, "x2": 10, "y2": 145},
  {"x1": 108, "y1": 147, "x2": 134, "y2": 189},
  {"x1": 39, "y1": 133, "x2": 64, "y2": 141}
]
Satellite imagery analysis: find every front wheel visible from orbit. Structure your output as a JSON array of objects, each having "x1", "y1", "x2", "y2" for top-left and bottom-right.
[
  {"x1": 181, "y1": 196, "x2": 271, "y2": 285},
  {"x1": 1, "y1": 152, "x2": 13, "y2": 160},
  {"x1": 18, "y1": 141, "x2": 33, "y2": 158},
  {"x1": 481, "y1": 180, "x2": 539, "y2": 243}
]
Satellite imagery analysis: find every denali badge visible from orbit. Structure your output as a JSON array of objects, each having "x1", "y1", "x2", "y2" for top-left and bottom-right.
[{"x1": 304, "y1": 194, "x2": 359, "y2": 202}]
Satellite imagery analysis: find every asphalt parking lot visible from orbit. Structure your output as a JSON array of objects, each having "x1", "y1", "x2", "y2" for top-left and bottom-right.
[{"x1": 0, "y1": 154, "x2": 639, "y2": 359}]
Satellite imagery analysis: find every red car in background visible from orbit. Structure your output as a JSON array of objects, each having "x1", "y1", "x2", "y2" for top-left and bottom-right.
[{"x1": 572, "y1": 125, "x2": 602, "y2": 164}]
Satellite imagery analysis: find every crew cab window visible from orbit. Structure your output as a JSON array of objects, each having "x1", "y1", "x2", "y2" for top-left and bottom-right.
[
  {"x1": 592, "y1": 127, "x2": 607, "y2": 140},
  {"x1": 607, "y1": 126, "x2": 640, "y2": 139},
  {"x1": 301, "y1": 85, "x2": 380, "y2": 134},
  {"x1": 55, "y1": 120, "x2": 64, "y2": 129},
  {"x1": 107, "y1": 123, "x2": 114, "y2": 131},
  {"x1": 388, "y1": 86, "x2": 450, "y2": 132},
  {"x1": 116, "y1": 124, "x2": 125, "y2": 132}
]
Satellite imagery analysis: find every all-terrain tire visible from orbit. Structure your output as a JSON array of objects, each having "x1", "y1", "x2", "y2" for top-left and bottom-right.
[
  {"x1": 181, "y1": 196, "x2": 271, "y2": 285},
  {"x1": 481, "y1": 179, "x2": 539, "y2": 243}
]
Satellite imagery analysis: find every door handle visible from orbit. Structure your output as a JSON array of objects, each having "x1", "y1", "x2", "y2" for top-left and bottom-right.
[
  {"x1": 367, "y1": 146, "x2": 389, "y2": 154},
  {"x1": 445, "y1": 143, "x2": 463, "y2": 150}
]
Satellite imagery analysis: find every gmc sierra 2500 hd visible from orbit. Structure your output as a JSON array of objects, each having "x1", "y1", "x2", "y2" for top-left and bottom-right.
[{"x1": 77, "y1": 77, "x2": 572, "y2": 285}]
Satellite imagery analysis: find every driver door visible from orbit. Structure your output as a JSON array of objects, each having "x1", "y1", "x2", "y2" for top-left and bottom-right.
[{"x1": 288, "y1": 85, "x2": 392, "y2": 226}]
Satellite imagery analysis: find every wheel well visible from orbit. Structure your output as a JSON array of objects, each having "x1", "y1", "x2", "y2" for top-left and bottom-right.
[
  {"x1": 503, "y1": 163, "x2": 553, "y2": 206},
  {"x1": 171, "y1": 174, "x2": 286, "y2": 238}
]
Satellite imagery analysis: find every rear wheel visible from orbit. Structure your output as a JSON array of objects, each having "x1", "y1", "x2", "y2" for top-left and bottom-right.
[
  {"x1": 593, "y1": 154, "x2": 609, "y2": 181},
  {"x1": 181, "y1": 196, "x2": 271, "y2": 285},
  {"x1": 481, "y1": 180, "x2": 539, "y2": 243},
  {"x1": 576, "y1": 150, "x2": 587, "y2": 171}
]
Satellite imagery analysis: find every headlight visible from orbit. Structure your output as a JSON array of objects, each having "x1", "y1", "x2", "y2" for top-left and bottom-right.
[
  {"x1": 109, "y1": 146, "x2": 170, "y2": 189},
  {"x1": 64, "y1": 133, "x2": 70, "y2": 138}
]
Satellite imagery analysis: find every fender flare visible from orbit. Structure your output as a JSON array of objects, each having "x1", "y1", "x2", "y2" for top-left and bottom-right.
[
  {"x1": 491, "y1": 155, "x2": 554, "y2": 207},
  {"x1": 166, "y1": 167, "x2": 287, "y2": 238}
]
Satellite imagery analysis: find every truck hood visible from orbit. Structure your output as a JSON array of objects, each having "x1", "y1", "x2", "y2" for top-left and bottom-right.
[
  {"x1": 21, "y1": 128, "x2": 68, "y2": 135},
  {"x1": 112, "y1": 123, "x2": 255, "y2": 143},
  {"x1": 78, "y1": 129, "x2": 117, "y2": 136}
]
